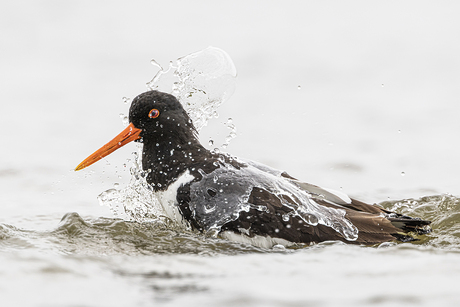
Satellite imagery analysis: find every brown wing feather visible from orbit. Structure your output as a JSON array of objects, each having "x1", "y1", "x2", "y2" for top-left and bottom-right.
[{"x1": 220, "y1": 188, "x2": 430, "y2": 245}]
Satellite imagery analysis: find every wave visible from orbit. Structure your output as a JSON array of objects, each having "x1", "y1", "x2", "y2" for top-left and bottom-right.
[{"x1": 1, "y1": 194, "x2": 459, "y2": 255}]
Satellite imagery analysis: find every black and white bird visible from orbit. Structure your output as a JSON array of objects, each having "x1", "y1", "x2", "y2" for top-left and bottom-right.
[{"x1": 76, "y1": 90, "x2": 430, "y2": 248}]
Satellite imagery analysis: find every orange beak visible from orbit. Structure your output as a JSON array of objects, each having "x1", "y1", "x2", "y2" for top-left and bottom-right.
[{"x1": 75, "y1": 123, "x2": 142, "y2": 171}]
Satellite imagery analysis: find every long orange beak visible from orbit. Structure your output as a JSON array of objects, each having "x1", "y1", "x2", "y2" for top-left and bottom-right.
[{"x1": 75, "y1": 123, "x2": 142, "y2": 171}]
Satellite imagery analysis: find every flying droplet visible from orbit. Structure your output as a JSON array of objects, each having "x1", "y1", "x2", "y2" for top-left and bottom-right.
[
  {"x1": 209, "y1": 139, "x2": 214, "y2": 146},
  {"x1": 119, "y1": 113, "x2": 129, "y2": 126},
  {"x1": 401, "y1": 172, "x2": 405, "y2": 176},
  {"x1": 150, "y1": 59, "x2": 162, "y2": 69},
  {"x1": 122, "y1": 97, "x2": 131, "y2": 104},
  {"x1": 297, "y1": 85, "x2": 301, "y2": 90}
]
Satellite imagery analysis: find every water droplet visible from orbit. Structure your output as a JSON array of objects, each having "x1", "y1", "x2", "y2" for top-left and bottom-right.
[
  {"x1": 150, "y1": 59, "x2": 162, "y2": 69},
  {"x1": 208, "y1": 139, "x2": 214, "y2": 146},
  {"x1": 204, "y1": 203, "x2": 217, "y2": 213},
  {"x1": 119, "y1": 113, "x2": 129, "y2": 126},
  {"x1": 297, "y1": 85, "x2": 301, "y2": 90},
  {"x1": 381, "y1": 84, "x2": 385, "y2": 87},
  {"x1": 401, "y1": 172, "x2": 406, "y2": 176},
  {"x1": 122, "y1": 97, "x2": 131, "y2": 104}
]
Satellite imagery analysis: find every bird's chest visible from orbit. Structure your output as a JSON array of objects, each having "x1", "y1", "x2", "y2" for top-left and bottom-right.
[{"x1": 154, "y1": 170, "x2": 195, "y2": 228}]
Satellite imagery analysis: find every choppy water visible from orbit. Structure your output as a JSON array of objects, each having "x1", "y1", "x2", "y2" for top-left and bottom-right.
[
  {"x1": 1, "y1": 195, "x2": 460, "y2": 306},
  {"x1": 3, "y1": 2, "x2": 460, "y2": 306}
]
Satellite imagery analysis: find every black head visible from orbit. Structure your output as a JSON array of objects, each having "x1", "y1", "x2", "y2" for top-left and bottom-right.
[{"x1": 129, "y1": 90, "x2": 198, "y2": 144}]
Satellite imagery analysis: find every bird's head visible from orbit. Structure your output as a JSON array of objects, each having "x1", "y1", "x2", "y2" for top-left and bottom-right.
[{"x1": 75, "y1": 90, "x2": 197, "y2": 171}]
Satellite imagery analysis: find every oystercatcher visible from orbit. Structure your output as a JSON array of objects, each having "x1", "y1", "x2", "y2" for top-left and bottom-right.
[{"x1": 76, "y1": 90, "x2": 430, "y2": 248}]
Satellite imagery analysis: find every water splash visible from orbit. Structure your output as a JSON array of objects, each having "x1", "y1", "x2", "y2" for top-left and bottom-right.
[
  {"x1": 98, "y1": 146, "x2": 166, "y2": 223},
  {"x1": 146, "y1": 46, "x2": 237, "y2": 132},
  {"x1": 99, "y1": 47, "x2": 238, "y2": 223},
  {"x1": 222, "y1": 118, "x2": 237, "y2": 149}
]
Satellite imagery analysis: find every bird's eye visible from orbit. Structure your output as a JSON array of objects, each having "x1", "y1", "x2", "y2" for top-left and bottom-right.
[{"x1": 148, "y1": 109, "x2": 160, "y2": 119}]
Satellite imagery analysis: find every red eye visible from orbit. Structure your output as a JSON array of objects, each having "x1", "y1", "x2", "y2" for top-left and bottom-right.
[{"x1": 148, "y1": 109, "x2": 160, "y2": 118}]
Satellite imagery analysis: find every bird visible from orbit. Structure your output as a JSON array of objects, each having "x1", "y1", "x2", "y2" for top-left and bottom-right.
[{"x1": 76, "y1": 90, "x2": 431, "y2": 248}]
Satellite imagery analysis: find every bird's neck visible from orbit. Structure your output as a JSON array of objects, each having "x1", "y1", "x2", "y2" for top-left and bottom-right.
[{"x1": 141, "y1": 136, "x2": 210, "y2": 190}]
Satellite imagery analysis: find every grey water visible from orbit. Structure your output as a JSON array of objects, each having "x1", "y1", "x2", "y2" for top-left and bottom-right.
[{"x1": 2, "y1": 1, "x2": 460, "y2": 306}]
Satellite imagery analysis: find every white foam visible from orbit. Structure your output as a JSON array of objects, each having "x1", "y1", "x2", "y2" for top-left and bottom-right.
[{"x1": 220, "y1": 231, "x2": 294, "y2": 249}]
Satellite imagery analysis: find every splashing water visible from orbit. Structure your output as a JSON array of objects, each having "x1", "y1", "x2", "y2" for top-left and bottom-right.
[
  {"x1": 222, "y1": 118, "x2": 237, "y2": 149},
  {"x1": 146, "y1": 46, "x2": 237, "y2": 132},
  {"x1": 98, "y1": 145, "x2": 181, "y2": 227},
  {"x1": 99, "y1": 47, "x2": 238, "y2": 225}
]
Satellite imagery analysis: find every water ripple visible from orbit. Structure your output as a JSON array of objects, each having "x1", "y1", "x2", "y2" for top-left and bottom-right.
[{"x1": 1, "y1": 194, "x2": 459, "y2": 256}]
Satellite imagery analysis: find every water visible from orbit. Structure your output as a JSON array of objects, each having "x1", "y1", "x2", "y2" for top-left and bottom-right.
[
  {"x1": 1, "y1": 197, "x2": 460, "y2": 306},
  {"x1": 146, "y1": 46, "x2": 237, "y2": 133},
  {"x1": 2, "y1": 1, "x2": 460, "y2": 306}
]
